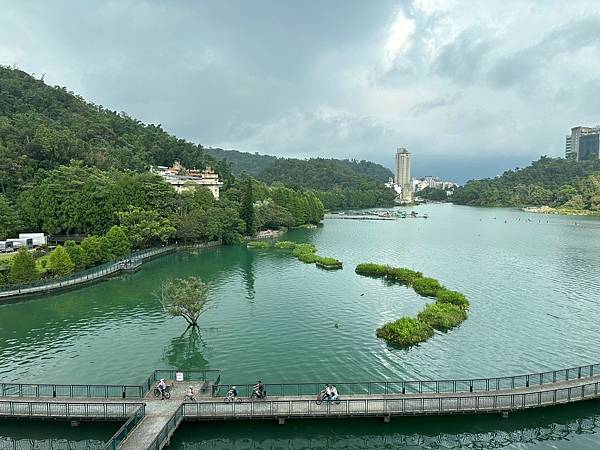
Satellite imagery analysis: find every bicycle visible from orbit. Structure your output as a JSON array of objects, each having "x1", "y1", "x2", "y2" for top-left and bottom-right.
[
  {"x1": 153, "y1": 385, "x2": 171, "y2": 399},
  {"x1": 316, "y1": 393, "x2": 341, "y2": 405}
]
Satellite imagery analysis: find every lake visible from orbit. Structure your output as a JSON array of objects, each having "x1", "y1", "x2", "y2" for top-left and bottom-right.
[{"x1": 1, "y1": 203, "x2": 600, "y2": 448}]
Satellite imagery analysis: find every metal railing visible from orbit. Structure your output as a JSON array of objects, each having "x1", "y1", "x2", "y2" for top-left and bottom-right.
[
  {"x1": 0, "y1": 368, "x2": 221, "y2": 400},
  {"x1": 215, "y1": 363, "x2": 600, "y2": 398},
  {"x1": 0, "y1": 382, "x2": 144, "y2": 399},
  {"x1": 0, "y1": 245, "x2": 176, "y2": 297},
  {"x1": 146, "y1": 404, "x2": 184, "y2": 450},
  {"x1": 101, "y1": 404, "x2": 146, "y2": 450},
  {"x1": 185, "y1": 380, "x2": 600, "y2": 419},
  {"x1": 141, "y1": 369, "x2": 221, "y2": 397},
  {"x1": 0, "y1": 400, "x2": 143, "y2": 419}
]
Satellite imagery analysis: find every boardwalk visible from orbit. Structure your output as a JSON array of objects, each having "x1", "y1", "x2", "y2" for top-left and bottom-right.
[
  {"x1": 0, "y1": 241, "x2": 221, "y2": 302},
  {"x1": 1, "y1": 364, "x2": 599, "y2": 449},
  {"x1": 0, "y1": 246, "x2": 176, "y2": 301}
]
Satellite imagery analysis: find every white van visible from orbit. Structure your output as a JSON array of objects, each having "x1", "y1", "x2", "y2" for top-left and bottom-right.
[
  {"x1": 6, "y1": 238, "x2": 33, "y2": 249},
  {"x1": 0, "y1": 241, "x2": 14, "y2": 253},
  {"x1": 19, "y1": 233, "x2": 47, "y2": 247}
]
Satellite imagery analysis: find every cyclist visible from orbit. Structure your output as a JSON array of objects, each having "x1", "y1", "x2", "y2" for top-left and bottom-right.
[
  {"x1": 331, "y1": 385, "x2": 339, "y2": 401},
  {"x1": 156, "y1": 379, "x2": 167, "y2": 400},
  {"x1": 186, "y1": 386, "x2": 197, "y2": 402},
  {"x1": 253, "y1": 380, "x2": 266, "y2": 398},
  {"x1": 320, "y1": 384, "x2": 331, "y2": 401},
  {"x1": 227, "y1": 386, "x2": 238, "y2": 399}
]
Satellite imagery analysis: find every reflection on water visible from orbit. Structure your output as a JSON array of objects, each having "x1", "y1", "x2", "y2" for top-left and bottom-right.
[
  {"x1": 0, "y1": 420, "x2": 116, "y2": 450},
  {"x1": 238, "y1": 248, "x2": 256, "y2": 300},
  {"x1": 0, "y1": 438, "x2": 105, "y2": 449},
  {"x1": 162, "y1": 329, "x2": 209, "y2": 369},
  {"x1": 171, "y1": 403, "x2": 600, "y2": 449}
]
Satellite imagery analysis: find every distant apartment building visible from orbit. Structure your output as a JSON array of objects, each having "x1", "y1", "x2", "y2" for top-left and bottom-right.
[
  {"x1": 151, "y1": 161, "x2": 223, "y2": 198},
  {"x1": 413, "y1": 176, "x2": 458, "y2": 192},
  {"x1": 567, "y1": 125, "x2": 600, "y2": 161},
  {"x1": 579, "y1": 133, "x2": 600, "y2": 161},
  {"x1": 565, "y1": 135, "x2": 573, "y2": 159},
  {"x1": 395, "y1": 147, "x2": 412, "y2": 202}
]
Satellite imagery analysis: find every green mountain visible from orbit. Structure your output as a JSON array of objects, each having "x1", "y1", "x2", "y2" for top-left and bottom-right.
[
  {"x1": 0, "y1": 66, "x2": 228, "y2": 200},
  {"x1": 205, "y1": 147, "x2": 393, "y2": 183},
  {"x1": 0, "y1": 66, "x2": 394, "y2": 211},
  {"x1": 205, "y1": 150, "x2": 396, "y2": 209},
  {"x1": 452, "y1": 156, "x2": 600, "y2": 211}
]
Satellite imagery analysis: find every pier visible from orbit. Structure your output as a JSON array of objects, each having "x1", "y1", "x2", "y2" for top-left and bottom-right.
[{"x1": 1, "y1": 364, "x2": 599, "y2": 449}]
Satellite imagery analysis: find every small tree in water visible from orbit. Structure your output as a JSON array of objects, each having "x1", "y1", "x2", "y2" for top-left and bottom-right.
[{"x1": 159, "y1": 276, "x2": 210, "y2": 328}]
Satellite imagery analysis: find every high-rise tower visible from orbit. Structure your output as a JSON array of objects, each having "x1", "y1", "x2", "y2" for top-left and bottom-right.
[{"x1": 395, "y1": 147, "x2": 412, "y2": 202}]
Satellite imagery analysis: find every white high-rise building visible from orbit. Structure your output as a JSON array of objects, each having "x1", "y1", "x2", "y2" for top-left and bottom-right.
[{"x1": 395, "y1": 147, "x2": 412, "y2": 202}]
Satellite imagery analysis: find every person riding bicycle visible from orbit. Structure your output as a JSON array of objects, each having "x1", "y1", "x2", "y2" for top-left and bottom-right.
[
  {"x1": 186, "y1": 386, "x2": 196, "y2": 402},
  {"x1": 330, "y1": 385, "x2": 339, "y2": 401},
  {"x1": 320, "y1": 384, "x2": 332, "y2": 401},
  {"x1": 253, "y1": 380, "x2": 265, "y2": 398},
  {"x1": 227, "y1": 386, "x2": 238, "y2": 399},
  {"x1": 156, "y1": 379, "x2": 167, "y2": 399}
]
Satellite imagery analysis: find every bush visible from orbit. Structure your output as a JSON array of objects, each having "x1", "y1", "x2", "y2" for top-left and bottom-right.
[
  {"x1": 436, "y1": 289, "x2": 469, "y2": 310},
  {"x1": 355, "y1": 263, "x2": 390, "y2": 277},
  {"x1": 274, "y1": 241, "x2": 297, "y2": 250},
  {"x1": 412, "y1": 277, "x2": 444, "y2": 297},
  {"x1": 387, "y1": 267, "x2": 422, "y2": 284},
  {"x1": 47, "y1": 245, "x2": 75, "y2": 277},
  {"x1": 315, "y1": 256, "x2": 343, "y2": 269},
  {"x1": 246, "y1": 241, "x2": 271, "y2": 249},
  {"x1": 376, "y1": 317, "x2": 434, "y2": 347},
  {"x1": 417, "y1": 303, "x2": 467, "y2": 331},
  {"x1": 8, "y1": 248, "x2": 39, "y2": 284},
  {"x1": 291, "y1": 244, "x2": 316, "y2": 257}
]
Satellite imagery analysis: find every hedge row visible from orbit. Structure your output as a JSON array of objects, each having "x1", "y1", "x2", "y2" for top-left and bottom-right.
[{"x1": 355, "y1": 262, "x2": 469, "y2": 347}]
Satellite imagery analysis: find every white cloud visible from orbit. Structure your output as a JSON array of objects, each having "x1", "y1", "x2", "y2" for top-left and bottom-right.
[{"x1": 383, "y1": 9, "x2": 416, "y2": 71}]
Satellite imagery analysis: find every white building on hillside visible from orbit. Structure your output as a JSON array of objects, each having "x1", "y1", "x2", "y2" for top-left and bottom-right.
[{"x1": 151, "y1": 161, "x2": 223, "y2": 199}]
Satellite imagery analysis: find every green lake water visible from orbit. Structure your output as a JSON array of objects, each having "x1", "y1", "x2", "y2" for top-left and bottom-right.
[{"x1": 1, "y1": 204, "x2": 600, "y2": 448}]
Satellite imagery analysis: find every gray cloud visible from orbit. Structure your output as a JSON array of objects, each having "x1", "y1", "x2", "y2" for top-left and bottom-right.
[
  {"x1": 1, "y1": 0, "x2": 599, "y2": 182},
  {"x1": 433, "y1": 28, "x2": 495, "y2": 84},
  {"x1": 410, "y1": 93, "x2": 462, "y2": 115}
]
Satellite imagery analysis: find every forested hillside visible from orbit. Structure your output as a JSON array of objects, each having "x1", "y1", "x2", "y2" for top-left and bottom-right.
[
  {"x1": 452, "y1": 156, "x2": 600, "y2": 211},
  {"x1": 0, "y1": 66, "x2": 229, "y2": 200},
  {"x1": 206, "y1": 147, "x2": 393, "y2": 183}
]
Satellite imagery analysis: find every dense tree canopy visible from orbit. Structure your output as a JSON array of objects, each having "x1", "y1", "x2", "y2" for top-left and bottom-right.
[
  {"x1": 0, "y1": 66, "x2": 230, "y2": 201},
  {"x1": 453, "y1": 157, "x2": 600, "y2": 211},
  {"x1": 18, "y1": 163, "x2": 175, "y2": 235}
]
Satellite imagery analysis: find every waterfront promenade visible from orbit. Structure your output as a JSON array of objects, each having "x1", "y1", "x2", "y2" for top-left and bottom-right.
[
  {"x1": 0, "y1": 241, "x2": 221, "y2": 302},
  {"x1": 1, "y1": 364, "x2": 599, "y2": 449}
]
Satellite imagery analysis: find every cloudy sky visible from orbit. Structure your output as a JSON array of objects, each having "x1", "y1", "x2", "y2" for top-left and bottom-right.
[{"x1": 1, "y1": 0, "x2": 599, "y2": 181}]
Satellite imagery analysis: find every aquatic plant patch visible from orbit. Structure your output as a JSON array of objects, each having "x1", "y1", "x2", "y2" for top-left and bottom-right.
[{"x1": 355, "y1": 262, "x2": 469, "y2": 348}]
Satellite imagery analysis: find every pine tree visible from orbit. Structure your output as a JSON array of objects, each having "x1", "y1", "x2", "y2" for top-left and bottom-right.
[
  {"x1": 8, "y1": 248, "x2": 39, "y2": 284},
  {"x1": 48, "y1": 245, "x2": 75, "y2": 277}
]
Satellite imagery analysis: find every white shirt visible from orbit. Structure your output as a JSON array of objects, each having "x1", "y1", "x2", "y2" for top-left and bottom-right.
[
  {"x1": 331, "y1": 387, "x2": 338, "y2": 396},
  {"x1": 325, "y1": 386, "x2": 331, "y2": 396}
]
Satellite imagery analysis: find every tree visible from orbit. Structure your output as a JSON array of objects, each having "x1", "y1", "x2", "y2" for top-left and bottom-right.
[
  {"x1": 65, "y1": 240, "x2": 86, "y2": 271},
  {"x1": 80, "y1": 235, "x2": 104, "y2": 267},
  {"x1": 8, "y1": 248, "x2": 39, "y2": 284},
  {"x1": 159, "y1": 276, "x2": 210, "y2": 328},
  {"x1": 105, "y1": 225, "x2": 131, "y2": 259},
  {"x1": 118, "y1": 206, "x2": 176, "y2": 248},
  {"x1": 0, "y1": 195, "x2": 19, "y2": 240},
  {"x1": 240, "y1": 177, "x2": 256, "y2": 236},
  {"x1": 47, "y1": 245, "x2": 75, "y2": 277}
]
